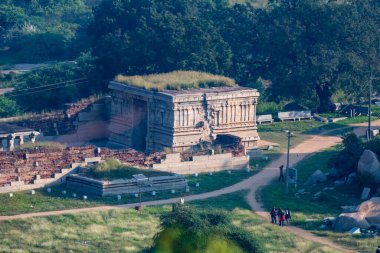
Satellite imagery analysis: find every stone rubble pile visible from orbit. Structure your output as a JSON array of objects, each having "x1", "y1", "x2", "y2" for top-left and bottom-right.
[{"x1": 0, "y1": 146, "x2": 165, "y2": 187}]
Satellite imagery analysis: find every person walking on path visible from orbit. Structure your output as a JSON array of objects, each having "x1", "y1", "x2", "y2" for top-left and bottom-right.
[
  {"x1": 285, "y1": 207, "x2": 291, "y2": 225},
  {"x1": 270, "y1": 207, "x2": 277, "y2": 224},
  {"x1": 376, "y1": 246, "x2": 380, "y2": 253},
  {"x1": 278, "y1": 165, "x2": 285, "y2": 182},
  {"x1": 277, "y1": 208, "x2": 285, "y2": 226}
]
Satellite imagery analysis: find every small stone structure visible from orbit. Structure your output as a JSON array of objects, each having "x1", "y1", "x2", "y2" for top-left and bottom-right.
[
  {"x1": 108, "y1": 72, "x2": 260, "y2": 152},
  {"x1": 0, "y1": 123, "x2": 39, "y2": 151},
  {"x1": 66, "y1": 173, "x2": 187, "y2": 196},
  {"x1": 152, "y1": 153, "x2": 249, "y2": 174}
]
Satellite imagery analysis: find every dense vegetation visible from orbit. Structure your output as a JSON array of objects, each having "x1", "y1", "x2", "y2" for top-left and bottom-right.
[
  {"x1": 0, "y1": 0, "x2": 93, "y2": 64},
  {"x1": 1, "y1": 0, "x2": 379, "y2": 114},
  {"x1": 147, "y1": 204, "x2": 263, "y2": 253},
  {"x1": 330, "y1": 133, "x2": 380, "y2": 188}
]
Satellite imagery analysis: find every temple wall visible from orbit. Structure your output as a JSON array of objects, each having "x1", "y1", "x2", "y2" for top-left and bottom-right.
[
  {"x1": 152, "y1": 153, "x2": 250, "y2": 174},
  {"x1": 108, "y1": 81, "x2": 260, "y2": 152}
]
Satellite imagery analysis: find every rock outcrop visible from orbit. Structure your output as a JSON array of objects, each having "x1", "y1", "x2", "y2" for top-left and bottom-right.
[
  {"x1": 358, "y1": 150, "x2": 380, "y2": 184},
  {"x1": 304, "y1": 170, "x2": 327, "y2": 186},
  {"x1": 333, "y1": 197, "x2": 380, "y2": 232}
]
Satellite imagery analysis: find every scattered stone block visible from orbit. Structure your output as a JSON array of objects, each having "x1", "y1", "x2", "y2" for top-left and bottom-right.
[
  {"x1": 151, "y1": 191, "x2": 156, "y2": 196},
  {"x1": 171, "y1": 189, "x2": 176, "y2": 194},
  {"x1": 83, "y1": 195, "x2": 87, "y2": 200},
  {"x1": 46, "y1": 187, "x2": 51, "y2": 193},
  {"x1": 358, "y1": 150, "x2": 380, "y2": 185},
  {"x1": 72, "y1": 193, "x2": 77, "y2": 198},
  {"x1": 305, "y1": 170, "x2": 327, "y2": 186},
  {"x1": 361, "y1": 187, "x2": 371, "y2": 200},
  {"x1": 31, "y1": 190, "x2": 35, "y2": 195},
  {"x1": 349, "y1": 227, "x2": 361, "y2": 234},
  {"x1": 267, "y1": 145, "x2": 274, "y2": 151},
  {"x1": 9, "y1": 193, "x2": 13, "y2": 198},
  {"x1": 195, "y1": 182, "x2": 200, "y2": 188},
  {"x1": 117, "y1": 195, "x2": 121, "y2": 200}
]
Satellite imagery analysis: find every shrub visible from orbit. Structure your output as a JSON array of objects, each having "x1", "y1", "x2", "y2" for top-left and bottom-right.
[
  {"x1": 365, "y1": 136, "x2": 380, "y2": 156},
  {"x1": 256, "y1": 102, "x2": 282, "y2": 115},
  {"x1": 0, "y1": 96, "x2": 20, "y2": 117},
  {"x1": 330, "y1": 133, "x2": 364, "y2": 176},
  {"x1": 148, "y1": 205, "x2": 263, "y2": 253}
]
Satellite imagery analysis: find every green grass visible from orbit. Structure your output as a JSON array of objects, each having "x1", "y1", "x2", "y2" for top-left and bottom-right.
[
  {"x1": 259, "y1": 146, "x2": 380, "y2": 253},
  {"x1": 0, "y1": 191, "x2": 340, "y2": 253},
  {"x1": 114, "y1": 71, "x2": 235, "y2": 91}
]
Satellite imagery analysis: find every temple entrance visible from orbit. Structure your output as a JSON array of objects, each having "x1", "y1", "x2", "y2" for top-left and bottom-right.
[{"x1": 131, "y1": 99, "x2": 148, "y2": 151}]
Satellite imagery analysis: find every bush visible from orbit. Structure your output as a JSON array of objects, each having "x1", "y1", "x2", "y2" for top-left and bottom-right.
[
  {"x1": 358, "y1": 172, "x2": 379, "y2": 190},
  {"x1": 148, "y1": 205, "x2": 263, "y2": 253},
  {"x1": 365, "y1": 136, "x2": 380, "y2": 156},
  {"x1": 0, "y1": 96, "x2": 20, "y2": 117},
  {"x1": 256, "y1": 102, "x2": 282, "y2": 115},
  {"x1": 330, "y1": 133, "x2": 364, "y2": 176}
]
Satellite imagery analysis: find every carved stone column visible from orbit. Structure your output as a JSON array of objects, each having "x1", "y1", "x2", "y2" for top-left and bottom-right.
[
  {"x1": 19, "y1": 136, "x2": 24, "y2": 146},
  {"x1": 29, "y1": 132, "x2": 36, "y2": 143},
  {"x1": 7, "y1": 134, "x2": 15, "y2": 151}
]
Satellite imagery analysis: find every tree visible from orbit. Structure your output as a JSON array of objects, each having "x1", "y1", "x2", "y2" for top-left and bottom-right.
[
  {"x1": 148, "y1": 205, "x2": 263, "y2": 253},
  {"x1": 8, "y1": 58, "x2": 93, "y2": 111},
  {"x1": 0, "y1": 96, "x2": 20, "y2": 117},
  {"x1": 253, "y1": 0, "x2": 380, "y2": 112},
  {"x1": 88, "y1": 0, "x2": 232, "y2": 89},
  {"x1": 330, "y1": 133, "x2": 364, "y2": 176}
]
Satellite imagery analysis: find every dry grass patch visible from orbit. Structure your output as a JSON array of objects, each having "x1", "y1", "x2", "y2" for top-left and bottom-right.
[{"x1": 114, "y1": 70, "x2": 236, "y2": 91}]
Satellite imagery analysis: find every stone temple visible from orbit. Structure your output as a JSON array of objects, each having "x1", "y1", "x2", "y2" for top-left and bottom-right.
[{"x1": 107, "y1": 71, "x2": 260, "y2": 152}]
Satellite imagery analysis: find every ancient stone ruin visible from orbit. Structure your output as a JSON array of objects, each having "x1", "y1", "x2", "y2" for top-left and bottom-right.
[{"x1": 108, "y1": 71, "x2": 260, "y2": 152}]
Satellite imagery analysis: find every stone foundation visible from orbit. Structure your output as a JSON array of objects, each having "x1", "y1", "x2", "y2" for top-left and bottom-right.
[{"x1": 152, "y1": 153, "x2": 249, "y2": 174}]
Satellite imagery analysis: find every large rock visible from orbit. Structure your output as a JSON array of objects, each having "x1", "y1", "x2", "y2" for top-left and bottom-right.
[
  {"x1": 358, "y1": 149, "x2": 380, "y2": 184},
  {"x1": 333, "y1": 197, "x2": 380, "y2": 231},
  {"x1": 304, "y1": 170, "x2": 327, "y2": 186}
]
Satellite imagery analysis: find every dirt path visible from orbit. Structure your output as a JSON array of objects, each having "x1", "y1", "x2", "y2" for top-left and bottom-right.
[
  {"x1": 0, "y1": 120, "x2": 378, "y2": 252},
  {"x1": 245, "y1": 121, "x2": 379, "y2": 253}
]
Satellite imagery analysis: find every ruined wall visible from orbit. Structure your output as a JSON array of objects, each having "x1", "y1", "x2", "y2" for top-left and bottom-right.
[
  {"x1": 0, "y1": 98, "x2": 110, "y2": 145},
  {"x1": 0, "y1": 146, "x2": 164, "y2": 190},
  {"x1": 152, "y1": 153, "x2": 249, "y2": 174}
]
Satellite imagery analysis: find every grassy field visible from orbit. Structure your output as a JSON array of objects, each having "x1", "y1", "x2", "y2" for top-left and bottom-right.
[
  {"x1": 259, "y1": 146, "x2": 380, "y2": 253},
  {"x1": 0, "y1": 191, "x2": 340, "y2": 253}
]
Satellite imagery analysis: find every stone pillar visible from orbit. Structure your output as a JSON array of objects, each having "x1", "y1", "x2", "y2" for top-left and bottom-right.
[
  {"x1": 29, "y1": 132, "x2": 36, "y2": 143},
  {"x1": 19, "y1": 136, "x2": 24, "y2": 146},
  {"x1": 0, "y1": 138, "x2": 4, "y2": 151},
  {"x1": 7, "y1": 134, "x2": 15, "y2": 151}
]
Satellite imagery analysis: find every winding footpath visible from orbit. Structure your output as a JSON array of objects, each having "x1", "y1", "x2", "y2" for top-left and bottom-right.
[{"x1": 1, "y1": 121, "x2": 379, "y2": 252}]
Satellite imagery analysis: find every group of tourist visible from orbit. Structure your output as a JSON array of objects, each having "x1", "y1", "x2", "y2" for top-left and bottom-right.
[{"x1": 270, "y1": 207, "x2": 291, "y2": 226}]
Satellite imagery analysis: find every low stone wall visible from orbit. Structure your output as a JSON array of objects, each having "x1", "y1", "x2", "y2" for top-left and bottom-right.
[
  {"x1": 152, "y1": 153, "x2": 249, "y2": 174},
  {"x1": 66, "y1": 174, "x2": 187, "y2": 196}
]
